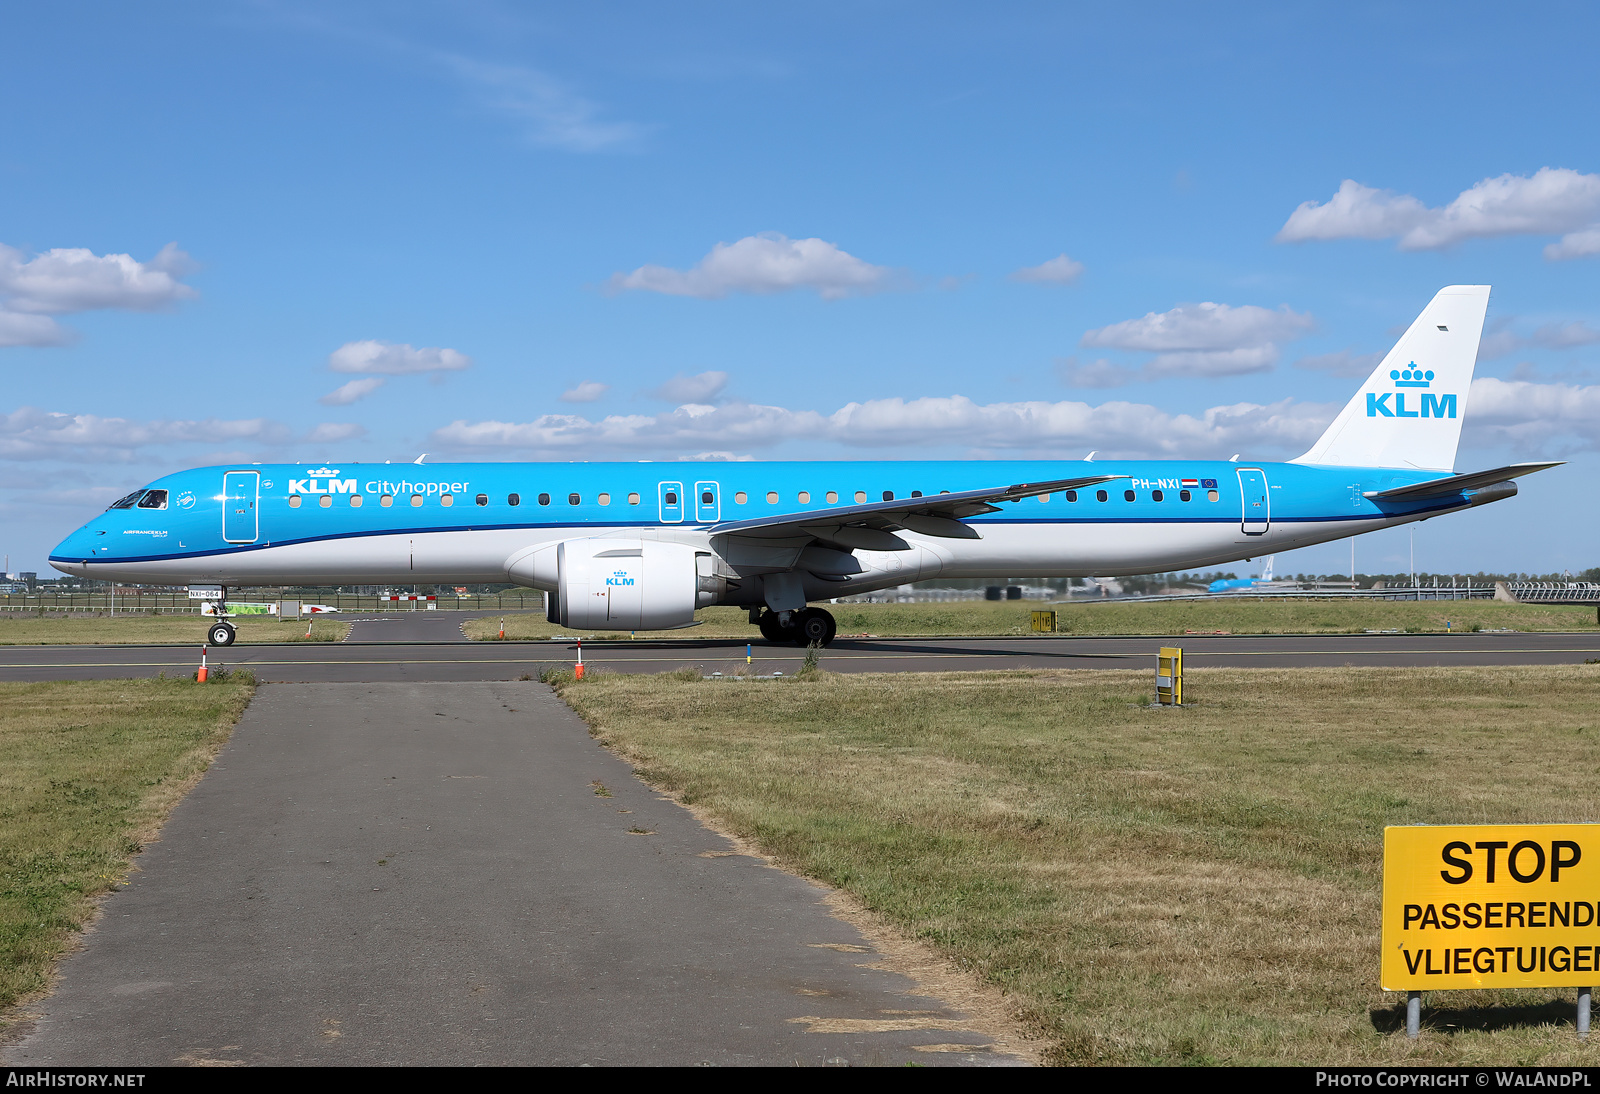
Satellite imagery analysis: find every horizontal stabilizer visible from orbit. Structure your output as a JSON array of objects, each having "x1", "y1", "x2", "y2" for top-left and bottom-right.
[{"x1": 1364, "y1": 461, "x2": 1563, "y2": 501}]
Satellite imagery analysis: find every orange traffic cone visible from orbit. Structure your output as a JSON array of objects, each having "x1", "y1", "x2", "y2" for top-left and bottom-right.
[
  {"x1": 498, "y1": 617, "x2": 505, "y2": 640},
  {"x1": 305, "y1": 617, "x2": 314, "y2": 639},
  {"x1": 197, "y1": 645, "x2": 208, "y2": 683}
]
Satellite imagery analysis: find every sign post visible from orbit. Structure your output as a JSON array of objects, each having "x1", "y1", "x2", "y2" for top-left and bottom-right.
[
  {"x1": 1383, "y1": 824, "x2": 1598, "y2": 1038},
  {"x1": 1156, "y1": 647, "x2": 1182, "y2": 706},
  {"x1": 1030, "y1": 610, "x2": 1057, "y2": 633}
]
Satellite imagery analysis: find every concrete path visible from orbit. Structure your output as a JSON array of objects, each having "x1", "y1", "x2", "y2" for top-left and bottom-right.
[{"x1": 5, "y1": 683, "x2": 1021, "y2": 1067}]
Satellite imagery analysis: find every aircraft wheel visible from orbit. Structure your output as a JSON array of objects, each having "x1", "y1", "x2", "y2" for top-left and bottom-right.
[
  {"x1": 794, "y1": 608, "x2": 836, "y2": 647},
  {"x1": 757, "y1": 611, "x2": 792, "y2": 644},
  {"x1": 207, "y1": 621, "x2": 237, "y2": 647}
]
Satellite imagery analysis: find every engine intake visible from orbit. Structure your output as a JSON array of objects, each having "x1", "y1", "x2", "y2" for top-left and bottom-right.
[{"x1": 553, "y1": 538, "x2": 703, "y2": 630}]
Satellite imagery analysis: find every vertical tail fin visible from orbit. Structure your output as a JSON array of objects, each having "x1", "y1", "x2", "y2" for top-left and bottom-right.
[{"x1": 1292, "y1": 285, "x2": 1489, "y2": 471}]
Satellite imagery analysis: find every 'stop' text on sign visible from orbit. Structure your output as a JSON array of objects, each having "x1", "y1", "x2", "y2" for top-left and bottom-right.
[{"x1": 1383, "y1": 824, "x2": 1600, "y2": 990}]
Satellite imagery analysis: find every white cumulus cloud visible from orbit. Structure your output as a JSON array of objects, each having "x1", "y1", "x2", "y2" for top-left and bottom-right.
[
  {"x1": 0, "y1": 242, "x2": 197, "y2": 347},
  {"x1": 649, "y1": 371, "x2": 728, "y2": 403},
  {"x1": 0, "y1": 407, "x2": 289, "y2": 462},
  {"x1": 303, "y1": 422, "x2": 367, "y2": 444},
  {"x1": 1293, "y1": 351, "x2": 1383, "y2": 378},
  {"x1": 560, "y1": 380, "x2": 609, "y2": 403},
  {"x1": 1010, "y1": 254, "x2": 1085, "y2": 285},
  {"x1": 319, "y1": 377, "x2": 387, "y2": 406},
  {"x1": 1464, "y1": 377, "x2": 1600, "y2": 453},
  {"x1": 431, "y1": 393, "x2": 1338, "y2": 461},
  {"x1": 1278, "y1": 168, "x2": 1600, "y2": 256},
  {"x1": 1079, "y1": 301, "x2": 1314, "y2": 379},
  {"x1": 607, "y1": 233, "x2": 894, "y2": 300},
  {"x1": 327, "y1": 340, "x2": 472, "y2": 375}
]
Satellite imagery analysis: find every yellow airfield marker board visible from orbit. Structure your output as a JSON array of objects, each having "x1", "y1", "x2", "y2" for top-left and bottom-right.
[{"x1": 1383, "y1": 824, "x2": 1600, "y2": 990}]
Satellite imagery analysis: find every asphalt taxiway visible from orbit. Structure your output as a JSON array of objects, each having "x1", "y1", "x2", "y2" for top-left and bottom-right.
[
  {"x1": 5, "y1": 682, "x2": 1024, "y2": 1066},
  {"x1": 0, "y1": 627, "x2": 1595, "y2": 683}
]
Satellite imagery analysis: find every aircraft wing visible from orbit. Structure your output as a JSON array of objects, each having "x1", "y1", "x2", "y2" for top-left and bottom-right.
[
  {"x1": 1364, "y1": 461, "x2": 1563, "y2": 501},
  {"x1": 707, "y1": 473, "x2": 1129, "y2": 550}
]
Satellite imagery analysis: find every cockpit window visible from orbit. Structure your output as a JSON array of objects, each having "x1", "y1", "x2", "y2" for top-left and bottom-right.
[
  {"x1": 108, "y1": 490, "x2": 146, "y2": 510},
  {"x1": 137, "y1": 490, "x2": 168, "y2": 509}
]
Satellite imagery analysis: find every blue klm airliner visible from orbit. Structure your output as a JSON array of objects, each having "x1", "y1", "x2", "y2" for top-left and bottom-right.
[{"x1": 51, "y1": 286, "x2": 1557, "y2": 647}]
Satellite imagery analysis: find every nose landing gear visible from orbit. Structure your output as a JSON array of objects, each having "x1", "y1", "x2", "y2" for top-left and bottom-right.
[
  {"x1": 204, "y1": 585, "x2": 237, "y2": 646},
  {"x1": 756, "y1": 607, "x2": 837, "y2": 647}
]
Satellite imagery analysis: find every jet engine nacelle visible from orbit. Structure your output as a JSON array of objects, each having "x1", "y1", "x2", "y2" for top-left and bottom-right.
[{"x1": 554, "y1": 538, "x2": 705, "y2": 630}]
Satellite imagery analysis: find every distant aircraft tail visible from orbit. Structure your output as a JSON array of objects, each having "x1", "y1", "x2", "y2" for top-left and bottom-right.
[
  {"x1": 1292, "y1": 285, "x2": 1489, "y2": 471},
  {"x1": 1259, "y1": 555, "x2": 1274, "y2": 582}
]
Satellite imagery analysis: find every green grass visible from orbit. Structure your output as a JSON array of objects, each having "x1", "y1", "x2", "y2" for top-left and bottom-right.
[
  {"x1": 0, "y1": 677, "x2": 254, "y2": 1022},
  {"x1": 557, "y1": 664, "x2": 1600, "y2": 1065},
  {"x1": 465, "y1": 598, "x2": 1599, "y2": 642},
  {"x1": 0, "y1": 615, "x2": 350, "y2": 645}
]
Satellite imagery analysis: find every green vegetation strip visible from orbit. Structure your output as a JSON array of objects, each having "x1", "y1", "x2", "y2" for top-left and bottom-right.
[
  {"x1": 0, "y1": 676, "x2": 254, "y2": 1022},
  {"x1": 0, "y1": 616, "x2": 349, "y2": 646},
  {"x1": 557, "y1": 664, "x2": 1600, "y2": 1065},
  {"x1": 470, "y1": 599, "x2": 1600, "y2": 642}
]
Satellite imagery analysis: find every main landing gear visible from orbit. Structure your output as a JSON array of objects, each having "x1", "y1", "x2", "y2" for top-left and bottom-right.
[{"x1": 757, "y1": 608, "x2": 837, "y2": 647}]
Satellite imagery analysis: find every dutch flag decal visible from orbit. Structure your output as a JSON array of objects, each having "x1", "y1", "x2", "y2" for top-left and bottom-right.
[{"x1": 1181, "y1": 478, "x2": 1199, "y2": 488}]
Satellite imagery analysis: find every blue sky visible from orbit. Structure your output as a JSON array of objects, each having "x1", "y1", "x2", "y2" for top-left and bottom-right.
[{"x1": 3, "y1": 2, "x2": 1597, "y2": 577}]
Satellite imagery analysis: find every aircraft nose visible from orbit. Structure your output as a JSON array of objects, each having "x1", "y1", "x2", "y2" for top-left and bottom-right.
[{"x1": 49, "y1": 525, "x2": 100, "y2": 575}]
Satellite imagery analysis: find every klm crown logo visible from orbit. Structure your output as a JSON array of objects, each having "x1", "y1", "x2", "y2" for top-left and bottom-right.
[
  {"x1": 1368, "y1": 362, "x2": 1455, "y2": 420},
  {"x1": 306, "y1": 467, "x2": 340, "y2": 477}
]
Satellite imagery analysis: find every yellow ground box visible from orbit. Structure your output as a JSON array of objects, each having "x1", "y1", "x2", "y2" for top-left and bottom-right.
[{"x1": 1382, "y1": 824, "x2": 1600, "y2": 990}]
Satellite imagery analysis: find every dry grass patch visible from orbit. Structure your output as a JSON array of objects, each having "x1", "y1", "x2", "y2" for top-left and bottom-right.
[
  {"x1": 557, "y1": 665, "x2": 1600, "y2": 1065},
  {"x1": 0, "y1": 677, "x2": 254, "y2": 1026},
  {"x1": 0, "y1": 615, "x2": 349, "y2": 645}
]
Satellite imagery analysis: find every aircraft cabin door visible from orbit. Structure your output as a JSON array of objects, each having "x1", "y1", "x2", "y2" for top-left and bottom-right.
[
  {"x1": 222, "y1": 471, "x2": 260, "y2": 543},
  {"x1": 658, "y1": 481, "x2": 684, "y2": 523},
  {"x1": 1237, "y1": 468, "x2": 1269, "y2": 536},
  {"x1": 694, "y1": 480, "x2": 720, "y2": 523}
]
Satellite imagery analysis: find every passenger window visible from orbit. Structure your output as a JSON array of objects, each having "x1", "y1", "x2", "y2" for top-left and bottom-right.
[
  {"x1": 767, "y1": 492, "x2": 779, "y2": 504},
  {"x1": 734, "y1": 492, "x2": 747, "y2": 504},
  {"x1": 1152, "y1": 490, "x2": 1164, "y2": 502},
  {"x1": 320, "y1": 495, "x2": 332, "y2": 508},
  {"x1": 854, "y1": 491, "x2": 866, "y2": 503},
  {"x1": 538, "y1": 493, "x2": 551, "y2": 505},
  {"x1": 410, "y1": 495, "x2": 423, "y2": 507},
  {"x1": 350, "y1": 495, "x2": 363, "y2": 507},
  {"x1": 508, "y1": 493, "x2": 520, "y2": 507},
  {"x1": 798, "y1": 491, "x2": 810, "y2": 504},
  {"x1": 441, "y1": 494, "x2": 454, "y2": 507},
  {"x1": 825, "y1": 491, "x2": 838, "y2": 504},
  {"x1": 1096, "y1": 490, "x2": 1108, "y2": 502},
  {"x1": 137, "y1": 490, "x2": 168, "y2": 509},
  {"x1": 665, "y1": 492, "x2": 677, "y2": 505},
  {"x1": 1207, "y1": 489, "x2": 1220, "y2": 502},
  {"x1": 629, "y1": 493, "x2": 641, "y2": 505},
  {"x1": 598, "y1": 493, "x2": 611, "y2": 506},
  {"x1": 1124, "y1": 490, "x2": 1135, "y2": 502},
  {"x1": 1179, "y1": 489, "x2": 1191, "y2": 502},
  {"x1": 569, "y1": 494, "x2": 581, "y2": 505},
  {"x1": 882, "y1": 491, "x2": 894, "y2": 501},
  {"x1": 381, "y1": 494, "x2": 394, "y2": 507},
  {"x1": 911, "y1": 491, "x2": 923, "y2": 498},
  {"x1": 289, "y1": 495, "x2": 302, "y2": 508},
  {"x1": 700, "y1": 491, "x2": 713, "y2": 505},
  {"x1": 476, "y1": 493, "x2": 488, "y2": 506},
  {"x1": 1038, "y1": 494, "x2": 1049, "y2": 503},
  {"x1": 1065, "y1": 490, "x2": 1078, "y2": 502}
]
